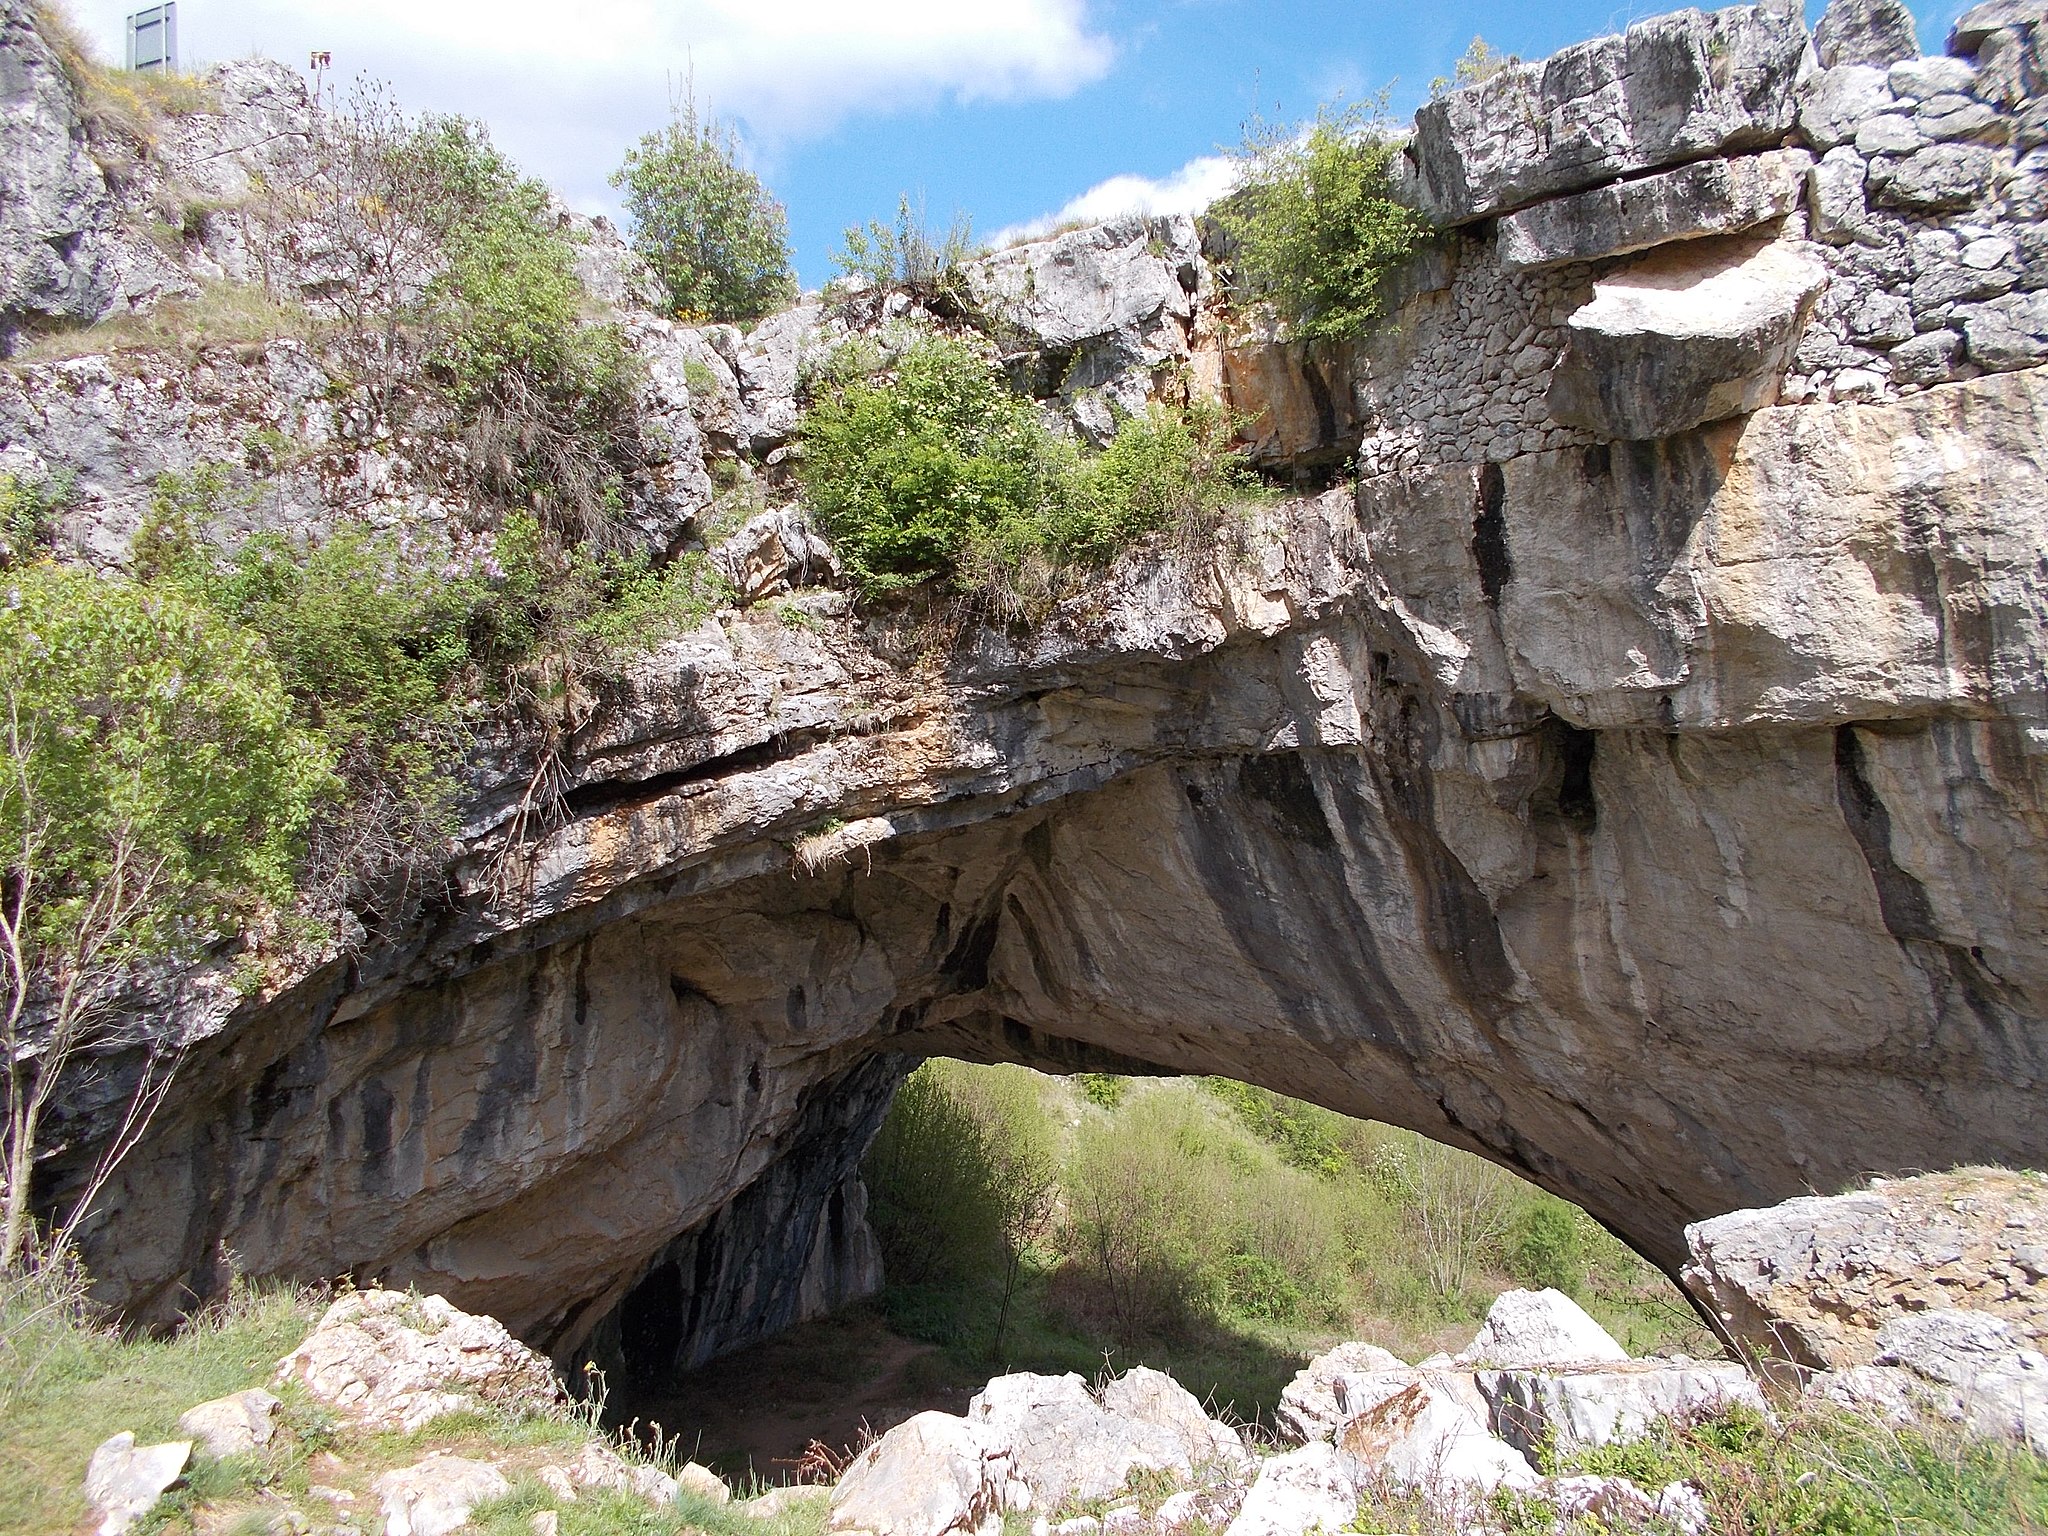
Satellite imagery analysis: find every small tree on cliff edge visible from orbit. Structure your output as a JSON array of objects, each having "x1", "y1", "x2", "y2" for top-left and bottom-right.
[
  {"x1": 612, "y1": 89, "x2": 797, "y2": 324},
  {"x1": 0, "y1": 565, "x2": 332, "y2": 1270}
]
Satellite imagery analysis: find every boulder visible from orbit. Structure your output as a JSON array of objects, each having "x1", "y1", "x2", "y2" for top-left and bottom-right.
[
  {"x1": 82, "y1": 1433, "x2": 191, "y2": 1536},
  {"x1": 1949, "y1": 0, "x2": 2048, "y2": 57},
  {"x1": 966, "y1": 1372, "x2": 1186, "y2": 1508},
  {"x1": 372, "y1": 1455, "x2": 511, "y2": 1536},
  {"x1": 1798, "y1": 65, "x2": 1898, "y2": 151},
  {"x1": 547, "y1": 1440, "x2": 680, "y2": 1504},
  {"x1": 1097, "y1": 1366, "x2": 1251, "y2": 1470},
  {"x1": 1497, "y1": 151, "x2": 1809, "y2": 271},
  {"x1": 1815, "y1": 0, "x2": 1921, "y2": 66},
  {"x1": 1867, "y1": 143, "x2": 2001, "y2": 209},
  {"x1": 1475, "y1": 1360, "x2": 1768, "y2": 1457},
  {"x1": 1874, "y1": 1309, "x2": 2048, "y2": 1452},
  {"x1": 1547, "y1": 237, "x2": 1829, "y2": 441},
  {"x1": 829, "y1": 1411, "x2": 1010, "y2": 1536},
  {"x1": 1275, "y1": 1341, "x2": 1407, "y2": 1442},
  {"x1": 1336, "y1": 1377, "x2": 1541, "y2": 1494},
  {"x1": 1807, "y1": 147, "x2": 1875, "y2": 243},
  {"x1": 176, "y1": 1388, "x2": 281, "y2": 1459},
  {"x1": 1221, "y1": 1442, "x2": 1359, "y2": 1536},
  {"x1": 1682, "y1": 1171, "x2": 2048, "y2": 1371},
  {"x1": 1453, "y1": 1288, "x2": 1632, "y2": 1369},
  {"x1": 963, "y1": 216, "x2": 1200, "y2": 438},
  {"x1": 275, "y1": 1289, "x2": 566, "y2": 1433},
  {"x1": 1401, "y1": 3, "x2": 1809, "y2": 225}
]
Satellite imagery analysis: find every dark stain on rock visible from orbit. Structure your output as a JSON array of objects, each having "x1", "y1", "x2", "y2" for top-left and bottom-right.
[{"x1": 1474, "y1": 461, "x2": 1512, "y2": 606}]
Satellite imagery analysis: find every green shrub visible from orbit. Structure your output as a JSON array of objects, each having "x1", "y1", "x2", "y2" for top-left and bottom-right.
[
  {"x1": 0, "y1": 472, "x2": 68, "y2": 568},
  {"x1": 1508, "y1": 1198, "x2": 1586, "y2": 1294},
  {"x1": 1201, "y1": 1079, "x2": 1348, "y2": 1178},
  {"x1": 612, "y1": 98, "x2": 797, "y2": 323},
  {"x1": 1075, "y1": 1073, "x2": 1128, "y2": 1110},
  {"x1": 1211, "y1": 101, "x2": 1427, "y2": 343},
  {"x1": 800, "y1": 333, "x2": 1074, "y2": 598},
  {"x1": 863, "y1": 1066, "x2": 1004, "y2": 1288},
  {"x1": 800, "y1": 335, "x2": 1253, "y2": 611},
  {"x1": 832, "y1": 195, "x2": 979, "y2": 300},
  {"x1": 1569, "y1": 1403, "x2": 2048, "y2": 1533}
]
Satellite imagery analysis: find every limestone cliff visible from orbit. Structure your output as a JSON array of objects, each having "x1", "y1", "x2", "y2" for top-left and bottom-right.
[{"x1": 6, "y1": 0, "x2": 2047, "y2": 1381}]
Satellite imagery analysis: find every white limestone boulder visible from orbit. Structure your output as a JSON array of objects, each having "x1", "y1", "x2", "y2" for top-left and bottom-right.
[
  {"x1": 1336, "y1": 1376, "x2": 1540, "y2": 1494},
  {"x1": 1275, "y1": 1341, "x2": 1407, "y2": 1442},
  {"x1": 176, "y1": 1388, "x2": 280, "y2": 1459},
  {"x1": 829, "y1": 1411, "x2": 1011, "y2": 1536},
  {"x1": 1453, "y1": 1288, "x2": 1631, "y2": 1369},
  {"x1": 275, "y1": 1288, "x2": 566, "y2": 1433},
  {"x1": 82, "y1": 1433, "x2": 191, "y2": 1536},
  {"x1": 1475, "y1": 1359, "x2": 1767, "y2": 1457},
  {"x1": 373, "y1": 1455, "x2": 510, "y2": 1536},
  {"x1": 1546, "y1": 237, "x2": 1828, "y2": 441},
  {"x1": 966, "y1": 1372, "x2": 1187, "y2": 1508},
  {"x1": 1221, "y1": 1442, "x2": 1359, "y2": 1536},
  {"x1": 1097, "y1": 1366, "x2": 1252, "y2": 1471}
]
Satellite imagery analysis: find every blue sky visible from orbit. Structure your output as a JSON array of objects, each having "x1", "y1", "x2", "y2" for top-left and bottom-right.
[{"x1": 73, "y1": 0, "x2": 1975, "y2": 287}]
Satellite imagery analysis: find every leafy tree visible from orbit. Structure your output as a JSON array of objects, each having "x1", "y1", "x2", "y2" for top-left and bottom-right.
[
  {"x1": 612, "y1": 97, "x2": 797, "y2": 323},
  {"x1": 0, "y1": 565, "x2": 334, "y2": 1268},
  {"x1": 1212, "y1": 101, "x2": 1427, "y2": 343}
]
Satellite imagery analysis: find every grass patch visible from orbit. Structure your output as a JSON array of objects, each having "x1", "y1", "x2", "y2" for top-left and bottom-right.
[
  {"x1": 11, "y1": 282, "x2": 319, "y2": 364},
  {"x1": 0, "y1": 1263, "x2": 320, "y2": 1536}
]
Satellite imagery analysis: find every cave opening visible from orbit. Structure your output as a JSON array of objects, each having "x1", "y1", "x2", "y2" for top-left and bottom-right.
[{"x1": 603, "y1": 1060, "x2": 1703, "y2": 1487}]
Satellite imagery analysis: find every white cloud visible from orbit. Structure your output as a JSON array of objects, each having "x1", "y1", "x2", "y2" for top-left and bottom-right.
[
  {"x1": 989, "y1": 151, "x2": 1238, "y2": 245},
  {"x1": 67, "y1": 0, "x2": 1114, "y2": 209}
]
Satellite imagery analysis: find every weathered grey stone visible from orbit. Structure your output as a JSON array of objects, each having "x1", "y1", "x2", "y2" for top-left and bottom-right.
[
  {"x1": 1869, "y1": 142, "x2": 2001, "y2": 208},
  {"x1": 373, "y1": 1456, "x2": 511, "y2": 1536},
  {"x1": 1548, "y1": 238, "x2": 1829, "y2": 439},
  {"x1": 830, "y1": 1412, "x2": 1009, "y2": 1536},
  {"x1": 83, "y1": 1434, "x2": 191, "y2": 1536},
  {"x1": 1889, "y1": 324, "x2": 1965, "y2": 381},
  {"x1": 1816, "y1": 0, "x2": 1920, "y2": 67},
  {"x1": 176, "y1": 1389, "x2": 280, "y2": 1459},
  {"x1": 1476, "y1": 1361, "x2": 1766, "y2": 1458},
  {"x1": 1856, "y1": 112, "x2": 1931, "y2": 154},
  {"x1": 1888, "y1": 54, "x2": 1980, "y2": 97},
  {"x1": 1950, "y1": 0, "x2": 2048, "y2": 56},
  {"x1": 1683, "y1": 1172, "x2": 2048, "y2": 1371},
  {"x1": 1453, "y1": 1289, "x2": 1631, "y2": 1368},
  {"x1": 1402, "y1": 4, "x2": 1809, "y2": 224},
  {"x1": 1960, "y1": 288, "x2": 2048, "y2": 363},
  {"x1": 1799, "y1": 65, "x2": 1897, "y2": 151},
  {"x1": 0, "y1": 0, "x2": 121, "y2": 347},
  {"x1": 1335, "y1": 1377, "x2": 1540, "y2": 1494},
  {"x1": 1098, "y1": 1367, "x2": 1250, "y2": 1471},
  {"x1": 967, "y1": 1373, "x2": 1186, "y2": 1508},
  {"x1": 1808, "y1": 1312, "x2": 2048, "y2": 1454},
  {"x1": 1808, "y1": 147, "x2": 1875, "y2": 241},
  {"x1": 1915, "y1": 93, "x2": 2011, "y2": 142},
  {"x1": 275, "y1": 1289, "x2": 566, "y2": 1433},
  {"x1": 1276, "y1": 1342, "x2": 1408, "y2": 1443},
  {"x1": 1496, "y1": 152, "x2": 1808, "y2": 272}
]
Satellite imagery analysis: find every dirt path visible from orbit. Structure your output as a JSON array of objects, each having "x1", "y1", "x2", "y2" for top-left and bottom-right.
[{"x1": 611, "y1": 1308, "x2": 979, "y2": 1485}]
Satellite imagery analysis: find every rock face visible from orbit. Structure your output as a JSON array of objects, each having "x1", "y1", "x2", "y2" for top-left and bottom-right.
[
  {"x1": 1683, "y1": 1172, "x2": 2048, "y2": 1369},
  {"x1": 1400, "y1": 3, "x2": 1809, "y2": 225},
  {"x1": 4, "y1": 0, "x2": 2045, "y2": 1389},
  {"x1": 1547, "y1": 237, "x2": 1829, "y2": 439}
]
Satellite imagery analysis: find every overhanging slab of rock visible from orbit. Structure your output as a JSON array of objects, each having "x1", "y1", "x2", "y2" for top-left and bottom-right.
[
  {"x1": 1547, "y1": 237, "x2": 1827, "y2": 440},
  {"x1": 1400, "y1": 2, "x2": 1808, "y2": 225},
  {"x1": 1496, "y1": 151, "x2": 1810, "y2": 271}
]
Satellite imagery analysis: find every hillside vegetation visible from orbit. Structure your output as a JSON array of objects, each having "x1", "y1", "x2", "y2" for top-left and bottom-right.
[{"x1": 860, "y1": 1065, "x2": 1703, "y2": 1425}]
